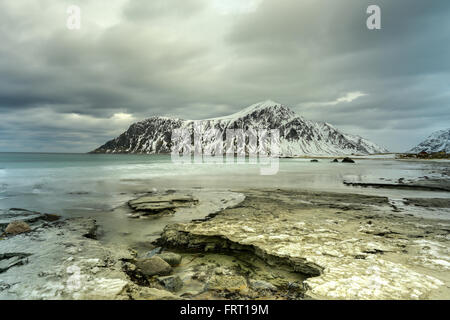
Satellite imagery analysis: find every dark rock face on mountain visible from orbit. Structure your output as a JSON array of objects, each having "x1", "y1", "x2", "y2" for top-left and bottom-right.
[
  {"x1": 408, "y1": 129, "x2": 450, "y2": 154},
  {"x1": 93, "y1": 117, "x2": 184, "y2": 154},
  {"x1": 91, "y1": 100, "x2": 388, "y2": 156}
]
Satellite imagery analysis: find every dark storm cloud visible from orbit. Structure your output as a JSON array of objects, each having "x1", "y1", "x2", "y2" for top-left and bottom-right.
[
  {"x1": 0, "y1": 0, "x2": 449, "y2": 152},
  {"x1": 222, "y1": 0, "x2": 450, "y2": 150}
]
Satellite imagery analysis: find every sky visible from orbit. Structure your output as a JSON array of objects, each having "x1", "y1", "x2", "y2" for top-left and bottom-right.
[{"x1": 0, "y1": 0, "x2": 449, "y2": 153}]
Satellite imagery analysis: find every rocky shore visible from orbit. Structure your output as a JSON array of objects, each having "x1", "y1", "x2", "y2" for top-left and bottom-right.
[
  {"x1": 1, "y1": 187, "x2": 449, "y2": 300},
  {"x1": 156, "y1": 189, "x2": 450, "y2": 299}
]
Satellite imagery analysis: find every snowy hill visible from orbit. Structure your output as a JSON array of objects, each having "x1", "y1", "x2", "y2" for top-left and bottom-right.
[
  {"x1": 408, "y1": 129, "x2": 450, "y2": 153},
  {"x1": 91, "y1": 100, "x2": 388, "y2": 156}
]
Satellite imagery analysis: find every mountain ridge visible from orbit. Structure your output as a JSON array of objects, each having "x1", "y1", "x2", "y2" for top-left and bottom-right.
[
  {"x1": 408, "y1": 128, "x2": 450, "y2": 153},
  {"x1": 91, "y1": 100, "x2": 388, "y2": 156}
]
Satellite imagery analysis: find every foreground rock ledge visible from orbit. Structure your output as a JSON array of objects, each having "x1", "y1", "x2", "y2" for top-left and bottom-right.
[
  {"x1": 157, "y1": 189, "x2": 450, "y2": 300},
  {"x1": 0, "y1": 209, "x2": 177, "y2": 300},
  {"x1": 128, "y1": 193, "x2": 199, "y2": 216}
]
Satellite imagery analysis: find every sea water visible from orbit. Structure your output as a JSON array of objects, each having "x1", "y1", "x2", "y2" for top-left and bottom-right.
[{"x1": 0, "y1": 152, "x2": 448, "y2": 247}]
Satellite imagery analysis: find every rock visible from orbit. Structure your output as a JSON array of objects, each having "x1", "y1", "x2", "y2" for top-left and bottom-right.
[
  {"x1": 0, "y1": 209, "x2": 61, "y2": 233},
  {"x1": 214, "y1": 267, "x2": 228, "y2": 275},
  {"x1": 332, "y1": 159, "x2": 339, "y2": 163},
  {"x1": 5, "y1": 221, "x2": 31, "y2": 235},
  {"x1": 145, "y1": 247, "x2": 162, "y2": 258},
  {"x1": 341, "y1": 157, "x2": 355, "y2": 163},
  {"x1": 156, "y1": 252, "x2": 182, "y2": 267},
  {"x1": 132, "y1": 287, "x2": 181, "y2": 300},
  {"x1": 0, "y1": 253, "x2": 31, "y2": 273},
  {"x1": 128, "y1": 194, "x2": 198, "y2": 215},
  {"x1": 180, "y1": 291, "x2": 202, "y2": 298},
  {"x1": 249, "y1": 279, "x2": 277, "y2": 291},
  {"x1": 157, "y1": 275, "x2": 183, "y2": 292},
  {"x1": 0, "y1": 217, "x2": 135, "y2": 299},
  {"x1": 310, "y1": 159, "x2": 319, "y2": 163},
  {"x1": 206, "y1": 275, "x2": 247, "y2": 293},
  {"x1": 135, "y1": 256, "x2": 172, "y2": 277},
  {"x1": 42, "y1": 214, "x2": 60, "y2": 222},
  {"x1": 157, "y1": 189, "x2": 450, "y2": 299},
  {"x1": 81, "y1": 278, "x2": 130, "y2": 300}
]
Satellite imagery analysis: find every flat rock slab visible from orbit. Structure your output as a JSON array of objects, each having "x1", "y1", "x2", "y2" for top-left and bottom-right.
[
  {"x1": 158, "y1": 189, "x2": 450, "y2": 300},
  {"x1": 206, "y1": 275, "x2": 248, "y2": 293},
  {"x1": 343, "y1": 181, "x2": 450, "y2": 192},
  {"x1": 0, "y1": 214, "x2": 135, "y2": 299},
  {"x1": 404, "y1": 198, "x2": 450, "y2": 208},
  {"x1": 0, "y1": 208, "x2": 60, "y2": 233},
  {"x1": 128, "y1": 194, "x2": 199, "y2": 215},
  {"x1": 0, "y1": 253, "x2": 31, "y2": 273},
  {"x1": 130, "y1": 287, "x2": 183, "y2": 300}
]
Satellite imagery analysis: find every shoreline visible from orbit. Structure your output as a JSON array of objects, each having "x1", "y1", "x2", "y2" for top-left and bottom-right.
[{"x1": 1, "y1": 186, "x2": 449, "y2": 300}]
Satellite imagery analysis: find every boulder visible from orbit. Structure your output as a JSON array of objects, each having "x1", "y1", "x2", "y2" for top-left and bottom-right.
[
  {"x1": 157, "y1": 275, "x2": 183, "y2": 292},
  {"x1": 156, "y1": 252, "x2": 182, "y2": 267},
  {"x1": 5, "y1": 221, "x2": 31, "y2": 235},
  {"x1": 310, "y1": 159, "x2": 319, "y2": 163},
  {"x1": 332, "y1": 159, "x2": 339, "y2": 163},
  {"x1": 135, "y1": 256, "x2": 172, "y2": 277},
  {"x1": 341, "y1": 157, "x2": 355, "y2": 163}
]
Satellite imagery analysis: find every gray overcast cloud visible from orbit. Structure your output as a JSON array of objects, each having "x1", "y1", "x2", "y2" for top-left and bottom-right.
[{"x1": 0, "y1": 0, "x2": 449, "y2": 152}]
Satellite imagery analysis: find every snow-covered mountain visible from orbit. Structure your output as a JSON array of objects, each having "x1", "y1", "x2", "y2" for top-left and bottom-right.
[
  {"x1": 408, "y1": 129, "x2": 450, "y2": 153},
  {"x1": 91, "y1": 100, "x2": 388, "y2": 156}
]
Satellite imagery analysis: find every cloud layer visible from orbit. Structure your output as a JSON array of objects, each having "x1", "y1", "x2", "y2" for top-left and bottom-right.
[{"x1": 0, "y1": 0, "x2": 449, "y2": 152}]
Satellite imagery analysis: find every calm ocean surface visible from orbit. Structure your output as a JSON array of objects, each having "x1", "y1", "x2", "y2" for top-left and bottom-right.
[{"x1": 1, "y1": 152, "x2": 448, "y2": 246}]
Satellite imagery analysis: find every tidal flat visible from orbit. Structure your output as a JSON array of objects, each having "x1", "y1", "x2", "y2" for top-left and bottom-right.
[
  {"x1": 0, "y1": 154, "x2": 449, "y2": 299},
  {"x1": 1, "y1": 186, "x2": 449, "y2": 299}
]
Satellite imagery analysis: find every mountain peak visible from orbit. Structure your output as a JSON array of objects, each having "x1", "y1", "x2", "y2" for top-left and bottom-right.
[
  {"x1": 244, "y1": 99, "x2": 284, "y2": 112},
  {"x1": 209, "y1": 100, "x2": 294, "y2": 122},
  {"x1": 92, "y1": 100, "x2": 388, "y2": 155},
  {"x1": 258, "y1": 99, "x2": 283, "y2": 107},
  {"x1": 408, "y1": 128, "x2": 450, "y2": 153}
]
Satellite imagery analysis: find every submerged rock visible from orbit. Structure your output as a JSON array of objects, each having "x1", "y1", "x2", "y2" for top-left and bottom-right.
[
  {"x1": 157, "y1": 275, "x2": 183, "y2": 292},
  {"x1": 5, "y1": 221, "x2": 31, "y2": 235},
  {"x1": 145, "y1": 247, "x2": 162, "y2": 258},
  {"x1": 42, "y1": 214, "x2": 60, "y2": 222},
  {"x1": 310, "y1": 159, "x2": 319, "y2": 163},
  {"x1": 135, "y1": 256, "x2": 172, "y2": 277},
  {"x1": 156, "y1": 252, "x2": 182, "y2": 267},
  {"x1": 206, "y1": 275, "x2": 248, "y2": 293},
  {"x1": 249, "y1": 279, "x2": 277, "y2": 291}
]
